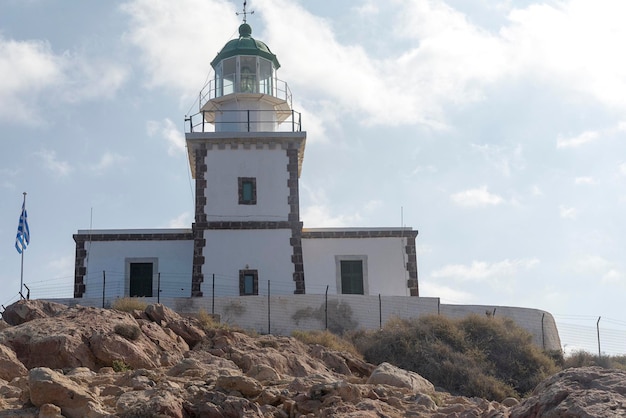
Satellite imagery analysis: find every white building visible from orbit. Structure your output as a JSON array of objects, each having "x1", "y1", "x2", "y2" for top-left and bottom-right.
[{"x1": 73, "y1": 22, "x2": 419, "y2": 300}]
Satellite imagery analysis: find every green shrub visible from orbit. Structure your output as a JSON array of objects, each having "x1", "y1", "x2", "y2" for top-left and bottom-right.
[
  {"x1": 349, "y1": 314, "x2": 558, "y2": 401},
  {"x1": 112, "y1": 360, "x2": 132, "y2": 372},
  {"x1": 111, "y1": 297, "x2": 147, "y2": 312},
  {"x1": 114, "y1": 323, "x2": 141, "y2": 340}
]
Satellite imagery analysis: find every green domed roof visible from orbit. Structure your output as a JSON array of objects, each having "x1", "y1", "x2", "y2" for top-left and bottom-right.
[{"x1": 210, "y1": 24, "x2": 280, "y2": 69}]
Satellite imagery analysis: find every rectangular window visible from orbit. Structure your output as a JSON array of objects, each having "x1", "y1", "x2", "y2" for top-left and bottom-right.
[
  {"x1": 239, "y1": 269, "x2": 258, "y2": 296},
  {"x1": 238, "y1": 177, "x2": 257, "y2": 205},
  {"x1": 340, "y1": 260, "x2": 364, "y2": 294}
]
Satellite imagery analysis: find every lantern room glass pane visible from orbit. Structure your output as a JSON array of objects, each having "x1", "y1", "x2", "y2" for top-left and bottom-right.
[
  {"x1": 222, "y1": 57, "x2": 236, "y2": 95},
  {"x1": 239, "y1": 56, "x2": 257, "y2": 93},
  {"x1": 214, "y1": 62, "x2": 223, "y2": 97},
  {"x1": 259, "y1": 58, "x2": 273, "y2": 95}
]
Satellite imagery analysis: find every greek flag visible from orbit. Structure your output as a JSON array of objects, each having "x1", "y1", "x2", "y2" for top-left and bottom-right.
[{"x1": 15, "y1": 202, "x2": 29, "y2": 254}]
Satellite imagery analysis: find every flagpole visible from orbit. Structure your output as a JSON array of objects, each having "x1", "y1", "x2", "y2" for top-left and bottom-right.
[{"x1": 20, "y1": 192, "x2": 26, "y2": 300}]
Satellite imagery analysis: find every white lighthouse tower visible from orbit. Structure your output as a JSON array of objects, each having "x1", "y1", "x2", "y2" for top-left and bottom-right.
[{"x1": 185, "y1": 17, "x2": 306, "y2": 296}]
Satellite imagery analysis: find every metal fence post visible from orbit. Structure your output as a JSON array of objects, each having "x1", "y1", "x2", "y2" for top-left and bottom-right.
[
  {"x1": 102, "y1": 271, "x2": 106, "y2": 308},
  {"x1": 157, "y1": 272, "x2": 161, "y2": 304},
  {"x1": 212, "y1": 274, "x2": 215, "y2": 315},
  {"x1": 267, "y1": 280, "x2": 271, "y2": 335},
  {"x1": 379, "y1": 294, "x2": 382, "y2": 330},
  {"x1": 325, "y1": 285, "x2": 329, "y2": 330},
  {"x1": 597, "y1": 316, "x2": 602, "y2": 357},
  {"x1": 541, "y1": 313, "x2": 545, "y2": 350}
]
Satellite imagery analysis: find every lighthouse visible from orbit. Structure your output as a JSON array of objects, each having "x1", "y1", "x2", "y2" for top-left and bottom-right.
[
  {"x1": 72, "y1": 9, "x2": 419, "y2": 303},
  {"x1": 185, "y1": 19, "x2": 306, "y2": 296}
]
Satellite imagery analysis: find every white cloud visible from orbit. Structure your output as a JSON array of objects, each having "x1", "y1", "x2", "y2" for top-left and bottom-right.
[
  {"x1": 0, "y1": 37, "x2": 63, "y2": 123},
  {"x1": 419, "y1": 281, "x2": 475, "y2": 304},
  {"x1": 91, "y1": 152, "x2": 130, "y2": 173},
  {"x1": 574, "y1": 177, "x2": 596, "y2": 185},
  {"x1": 62, "y1": 59, "x2": 128, "y2": 103},
  {"x1": 472, "y1": 143, "x2": 524, "y2": 176},
  {"x1": 116, "y1": 0, "x2": 626, "y2": 131},
  {"x1": 573, "y1": 255, "x2": 624, "y2": 285},
  {"x1": 36, "y1": 149, "x2": 72, "y2": 177},
  {"x1": 354, "y1": 1, "x2": 379, "y2": 16},
  {"x1": 167, "y1": 212, "x2": 192, "y2": 228},
  {"x1": 619, "y1": 163, "x2": 626, "y2": 176},
  {"x1": 450, "y1": 186, "x2": 503, "y2": 207},
  {"x1": 0, "y1": 35, "x2": 128, "y2": 124},
  {"x1": 120, "y1": 0, "x2": 237, "y2": 98},
  {"x1": 147, "y1": 118, "x2": 186, "y2": 156},
  {"x1": 503, "y1": 1, "x2": 626, "y2": 110},
  {"x1": 559, "y1": 205, "x2": 577, "y2": 220},
  {"x1": 557, "y1": 131, "x2": 600, "y2": 149},
  {"x1": 602, "y1": 269, "x2": 622, "y2": 284},
  {"x1": 431, "y1": 258, "x2": 539, "y2": 282},
  {"x1": 301, "y1": 204, "x2": 362, "y2": 228},
  {"x1": 300, "y1": 185, "x2": 363, "y2": 227}
]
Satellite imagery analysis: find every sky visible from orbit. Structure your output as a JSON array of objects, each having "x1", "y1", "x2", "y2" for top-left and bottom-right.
[{"x1": 1, "y1": 0, "x2": 626, "y2": 354}]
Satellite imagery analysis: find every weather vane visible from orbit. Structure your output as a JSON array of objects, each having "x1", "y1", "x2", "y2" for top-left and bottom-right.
[{"x1": 236, "y1": 1, "x2": 254, "y2": 23}]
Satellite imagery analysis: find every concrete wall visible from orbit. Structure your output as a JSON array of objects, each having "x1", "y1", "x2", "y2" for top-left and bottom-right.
[
  {"x1": 82, "y1": 240, "x2": 193, "y2": 299},
  {"x1": 203, "y1": 147, "x2": 290, "y2": 221},
  {"x1": 302, "y1": 236, "x2": 410, "y2": 295},
  {"x1": 50, "y1": 295, "x2": 561, "y2": 351},
  {"x1": 203, "y1": 229, "x2": 295, "y2": 295}
]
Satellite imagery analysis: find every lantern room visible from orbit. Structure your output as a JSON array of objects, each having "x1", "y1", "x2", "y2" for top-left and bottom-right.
[{"x1": 196, "y1": 23, "x2": 296, "y2": 133}]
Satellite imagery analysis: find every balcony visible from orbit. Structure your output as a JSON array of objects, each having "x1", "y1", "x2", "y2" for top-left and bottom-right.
[{"x1": 185, "y1": 108, "x2": 302, "y2": 133}]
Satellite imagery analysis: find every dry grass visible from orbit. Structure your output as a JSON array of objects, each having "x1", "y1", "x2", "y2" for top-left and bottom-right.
[
  {"x1": 564, "y1": 350, "x2": 626, "y2": 370},
  {"x1": 292, "y1": 329, "x2": 362, "y2": 358},
  {"x1": 111, "y1": 297, "x2": 148, "y2": 312},
  {"x1": 195, "y1": 309, "x2": 227, "y2": 331}
]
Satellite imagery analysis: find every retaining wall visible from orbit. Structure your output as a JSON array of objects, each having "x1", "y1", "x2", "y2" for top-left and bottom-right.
[{"x1": 46, "y1": 295, "x2": 562, "y2": 351}]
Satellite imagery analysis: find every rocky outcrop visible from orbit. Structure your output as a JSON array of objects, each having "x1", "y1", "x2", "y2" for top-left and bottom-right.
[
  {"x1": 0, "y1": 301, "x2": 193, "y2": 370},
  {"x1": 1, "y1": 300, "x2": 67, "y2": 326},
  {"x1": 367, "y1": 361, "x2": 435, "y2": 393},
  {"x1": 0, "y1": 343, "x2": 27, "y2": 381},
  {"x1": 0, "y1": 300, "x2": 625, "y2": 417},
  {"x1": 511, "y1": 366, "x2": 626, "y2": 417}
]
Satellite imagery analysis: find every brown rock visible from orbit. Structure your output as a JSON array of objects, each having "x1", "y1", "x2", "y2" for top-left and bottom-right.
[
  {"x1": 144, "y1": 303, "x2": 179, "y2": 324},
  {"x1": 510, "y1": 366, "x2": 626, "y2": 418},
  {"x1": 38, "y1": 403, "x2": 63, "y2": 418},
  {"x1": 216, "y1": 375, "x2": 263, "y2": 397},
  {"x1": 146, "y1": 303, "x2": 206, "y2": 347},
  {"x1": 139, "y1": 320, "x2": 189, "y2": 365},
  {"x1": 1, "y1": 300, "x2": 68, "y2": 326},
  {"x1": 366, "y1": 362, "x2": 435, "y2": 394},
  {"x1": 502, "y1": 396, "x2": 519, "y2": 407},
  {"x1": 29, "y1": 367, "x2": 109, "y2": 418},
  {"x1": 116, "y1": 389, "x2": 184, "y2": 418},
  {"x1": 89, "y1": 333, "x2": 159, "y2": 370},
  {"x1": 0, "y1": 305, "x2": 188, "y2": 372},
  {"x1": 246, "y1": 363, "x2": 281, "y2": 383},
  {"x1": 0, "y1": 344, "x2": 27, "y2": 380},
  {"x1": 166, "y1": 318, "x2": 206, "y2": 347}
]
